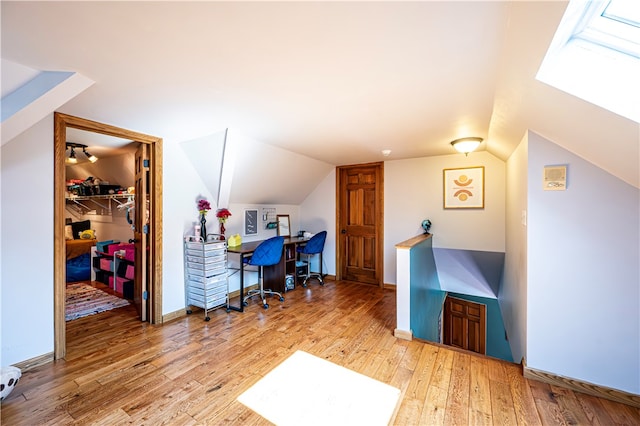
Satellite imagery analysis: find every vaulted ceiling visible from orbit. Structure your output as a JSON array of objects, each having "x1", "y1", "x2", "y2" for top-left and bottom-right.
[{"x1": 2, "y1": 1, "x2": 638, "y2": 188}]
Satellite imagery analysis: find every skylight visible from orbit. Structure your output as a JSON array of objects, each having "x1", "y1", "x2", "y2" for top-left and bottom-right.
[{"x1": 537, "y1": 0, "x2": 640, "y2": 123}]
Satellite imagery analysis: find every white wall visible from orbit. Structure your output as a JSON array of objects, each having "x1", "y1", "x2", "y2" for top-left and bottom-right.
[
  {"x1": 300, "y1": 168, "x2": 336, "y2": 276},
  {"x1": 228, "y1": 131, "x2": 333, "y2": 206},
  {"x1": 1, "y1": 115, "x2": 54, "y2": 366},
  {"x1": 500, "y1": 132, "x2": 529, "y2": 364},
  {"x1": 527, "y1": 131, "x2": 640, "y2": 394},
  {"x1": 162, "y1": 140, "x2": 214, "y2": 315},
  {"x1": 0, "y1": 114, "x2": 2, "y2": 365},
  {"x1": 180, "y1": 130, "x2": 227, "y2": 205},
  {"x1": 384, "y1": 151, "x2": 505, "y2": 285}
]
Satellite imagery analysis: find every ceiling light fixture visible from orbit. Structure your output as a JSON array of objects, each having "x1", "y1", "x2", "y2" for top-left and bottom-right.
[
  {"x1": 67, "y1": 147, "x2": 78, "y2": 164},
  {"x1": 66, "y1": 142, "x2": 98, "y2": 164},
  {"x1": 83, "y1": 147, "x2": 98, "y2": 163},
  {"x1": 450, "y1": 137, "x2": 483, "y2": 156}
]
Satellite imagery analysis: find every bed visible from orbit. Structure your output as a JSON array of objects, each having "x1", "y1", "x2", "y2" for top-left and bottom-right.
[
  {"x1": 65, "y1": 219, "x2": 96, "y2": 282},
  {"x1": 66, "y1": 239, "x2": 96, "y2": 260}
]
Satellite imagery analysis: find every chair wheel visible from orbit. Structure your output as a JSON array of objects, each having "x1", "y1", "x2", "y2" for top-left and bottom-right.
[
  {"x1": 263, "y1": 303, "x2": 269, "y2": 309},
  {"x1": 243, "y1": 301, "x2": 248, "y2": 306},
  {"x1": 205, "y1": 316, "x2": 210, "y2": 321},
  {"x1": 186, "y1": 309, "x2": 192, "y2": 315},
  {"x1": 279, "y1": 297, "x2": 285, "y2": 302}
]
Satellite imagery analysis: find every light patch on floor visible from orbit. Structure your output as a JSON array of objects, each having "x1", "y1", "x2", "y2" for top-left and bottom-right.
[{"x1": 238, "y1": 350, "x2": 401, "y2": 426}]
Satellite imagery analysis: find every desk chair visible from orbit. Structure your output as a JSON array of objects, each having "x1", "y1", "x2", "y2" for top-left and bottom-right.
[
  {"x1": 243, "y1": 236, "x2": 285, "y2": 309},
  {"x1": 296, "y1": 231, "x2": 327, "y2": 287}
]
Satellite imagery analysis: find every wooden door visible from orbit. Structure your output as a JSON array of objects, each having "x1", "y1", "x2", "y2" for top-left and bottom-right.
[
  {"x1": 443, "y1": 296, "x2": 486, "y2": 355},
  {"x1": 134, "y1": 143, "x2": 149, "y2": 321},
  {"x1": 337, "y1": 162, "x2": 383, "y2": 287}
]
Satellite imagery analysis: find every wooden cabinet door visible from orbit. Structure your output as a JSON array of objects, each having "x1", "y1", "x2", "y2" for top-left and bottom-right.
[
  {"x1": 337, "y1": 163, "x2": 383, "y2": 287},
  {"x1": 443, "y1": 296, "x2": 486, "y2": 355}
]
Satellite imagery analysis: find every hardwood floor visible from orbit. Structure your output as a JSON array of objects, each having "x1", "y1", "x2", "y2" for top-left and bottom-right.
[{"x1": 2, "y1": 280, "x2": 638, "y2": 425}]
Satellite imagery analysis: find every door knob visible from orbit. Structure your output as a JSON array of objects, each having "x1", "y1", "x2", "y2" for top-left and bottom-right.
[{"x1": 341, "y1": 229, "x2": 346, "y2": 234}]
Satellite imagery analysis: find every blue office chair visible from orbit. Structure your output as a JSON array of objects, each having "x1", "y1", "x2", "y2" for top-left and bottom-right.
[
  {"x1": 243, "y1": 236, "x2": 285, "y2": 309},
  {"x1": 296, "y1": 231, "x2": 327, "y2": 287}
]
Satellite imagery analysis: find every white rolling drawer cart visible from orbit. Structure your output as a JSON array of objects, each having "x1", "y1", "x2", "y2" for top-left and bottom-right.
[{"x1": 184, "y1": 235, "x2": 229, "y2": 321}]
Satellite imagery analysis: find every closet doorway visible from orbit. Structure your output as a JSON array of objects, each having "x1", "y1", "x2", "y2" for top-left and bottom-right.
[{"x1": 53, "y1": 112, "x2": 163, "y2": 360}]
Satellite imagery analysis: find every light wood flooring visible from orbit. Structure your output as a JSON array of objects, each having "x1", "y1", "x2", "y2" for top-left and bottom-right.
[{"x1": 2, "y1": 279, "x2": 638, "y2": 425}]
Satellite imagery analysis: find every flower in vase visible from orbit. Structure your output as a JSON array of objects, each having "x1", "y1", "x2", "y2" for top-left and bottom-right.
[
  {"x1": 197, "y1": 199, "x2": 211, "y2": 215},
  {"x1": 216, "y1": 208, "x2": 232, "y2": 223}
]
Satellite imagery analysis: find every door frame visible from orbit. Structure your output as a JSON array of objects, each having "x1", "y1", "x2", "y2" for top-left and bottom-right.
[
  {"x1": 335, "y1": 162, "x2": 384, "y2": 288},
  {"x1": 53, "y1": 112, "x2": 163, "y2": 359}
]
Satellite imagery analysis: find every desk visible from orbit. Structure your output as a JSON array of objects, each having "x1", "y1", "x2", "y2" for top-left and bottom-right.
[{"x1": 227, "y1": 236, "x2": 314, "y2": 312}]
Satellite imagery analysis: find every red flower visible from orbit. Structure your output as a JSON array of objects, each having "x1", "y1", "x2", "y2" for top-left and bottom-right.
[{"x1": 216, "y1": 208, "x2": 232, "y2": 222}]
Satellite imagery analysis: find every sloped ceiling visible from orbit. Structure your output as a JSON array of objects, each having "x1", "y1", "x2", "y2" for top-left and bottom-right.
[{"x1": 2, "y1": 1, "x2": 638, "y2": 191}]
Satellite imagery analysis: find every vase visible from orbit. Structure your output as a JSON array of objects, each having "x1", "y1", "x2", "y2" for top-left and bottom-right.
[
  {"x1": 200, "y1": 213, "x2": 207, "y2": 240},
  {"x1": 219, "y1": 221, "x2": 226, "y2": 239}
]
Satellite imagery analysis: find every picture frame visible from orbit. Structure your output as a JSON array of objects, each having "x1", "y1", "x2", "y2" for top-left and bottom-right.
[
  {"x1": 443, "y1": 166, "x2": 485, "y2": 209},
  {"x1": 244, "y1": 209, "x2": 258, "y2": 236},
  {"x1": 276, "y1": 214, "x2": 291, "y2": 237}
]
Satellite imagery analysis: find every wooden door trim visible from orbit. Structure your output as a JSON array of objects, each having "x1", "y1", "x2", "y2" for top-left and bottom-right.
[
  {"x1": 54, "y1": 112, "x2": 163, "y2": 360},
  {"x1": 335, "y1": 161, "x2": 384, "y2": 288}
]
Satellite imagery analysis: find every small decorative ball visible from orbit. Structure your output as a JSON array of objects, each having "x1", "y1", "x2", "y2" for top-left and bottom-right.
[
  {"x1": 0, "y1": 366, "x2": 21, "y2": 401},
  {"x1": 421, "y1": 219, "x2": 432, "y2": 233}
]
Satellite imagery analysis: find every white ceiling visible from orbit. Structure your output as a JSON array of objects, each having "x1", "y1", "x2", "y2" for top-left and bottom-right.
[{"x1": 2, "y1": 1, "x2": 639, "y2": 187}]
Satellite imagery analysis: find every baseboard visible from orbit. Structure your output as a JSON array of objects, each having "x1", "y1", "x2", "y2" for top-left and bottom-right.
[
  {"x1": 230, "y1": 285, "x2": 258, "y2": 298},
  {"x1": 12, "y1": 352, "x2": 54, "y2": 372},
  {"x1": 162, "y1": 308, "x2": 186, "y2": 323},
  {"x1": 523, "y1": 364, "x2": 640, "y2": 408},
  {"x1": 394, "y1": 328, "x2": 412, "y2": 341}
]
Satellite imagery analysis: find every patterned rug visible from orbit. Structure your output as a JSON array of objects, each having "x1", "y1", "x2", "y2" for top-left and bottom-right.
[{"x1": 66, "y1": 282, "x2": 130, "y2": 321}]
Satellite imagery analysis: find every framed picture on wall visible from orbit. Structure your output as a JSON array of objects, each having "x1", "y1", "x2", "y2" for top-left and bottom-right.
[
  {"x1": 276, "y1": 214, "x2": 291, "y2": 237},
  {"x1": 244, "y1": 209, "x2": 258, "y2": 236},
  {"x1": 443, "y1": 166, "x2": 485, "y2": 209}
]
